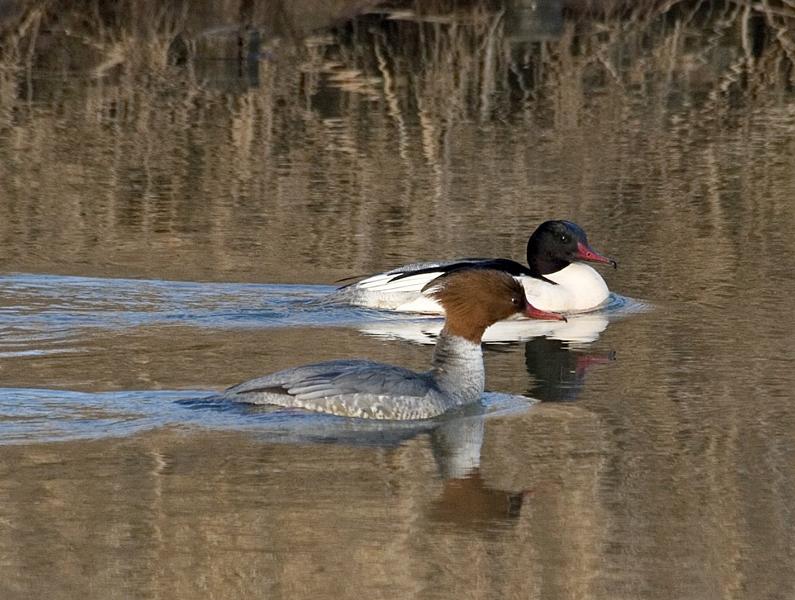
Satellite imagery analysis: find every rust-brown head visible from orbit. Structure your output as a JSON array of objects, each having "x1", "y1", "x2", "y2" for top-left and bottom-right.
[{"x1": 422, "y1": 269, "x2": 565, "y2": 343}]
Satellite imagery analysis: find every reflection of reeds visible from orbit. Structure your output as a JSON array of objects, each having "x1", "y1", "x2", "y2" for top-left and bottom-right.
[
  {"x1": 0, "y1": 0, "x2": 792, "y2": 279},
  {"x1": 0, "y1": 2, "x2": 788, "y2": 275}
]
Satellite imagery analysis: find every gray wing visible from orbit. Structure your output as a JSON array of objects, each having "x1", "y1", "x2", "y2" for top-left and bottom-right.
[
  {"x1": 224, "y1": 360, "x2": 446, "y2": 420},
  {"x1": 225, "y1": 360, "x2": 374, "y2": 395}
]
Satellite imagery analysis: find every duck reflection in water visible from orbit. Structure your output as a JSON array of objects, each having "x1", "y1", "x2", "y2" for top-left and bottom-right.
[
  {"x1": 426, "y1": 337, "x2": 614, "y2": 527},
  {"x1": 427, "y1": 414, "x2": 529, "y2": 526},
  {"x1": 356, "y1": 310, "x2": 610, "y2": 345},
  {"x1": 247, "y1": 338, "x2": 610, "y2": 527},
  {"x1": 193, "y1": 282, "x2": 614, "y2": 526},
  {"x1": 190, "y1": 333, "x2": 613, "y2": 528},
  {"x1": 524, "y1": 337, "x2": 615, "y2": 402}
]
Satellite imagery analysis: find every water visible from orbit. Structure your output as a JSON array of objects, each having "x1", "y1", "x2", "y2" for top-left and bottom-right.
[
  {"x1": 1, "y1": 1, "x2": 795, "y2": 599},
  {"x1": 0, "y1": 272, "x2": 641, "y2": 433}
]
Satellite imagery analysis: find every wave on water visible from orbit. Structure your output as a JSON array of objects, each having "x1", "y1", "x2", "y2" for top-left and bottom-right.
[
  {"x1": 0, "y1": 273, "x2": 392, "y2": 336},
  {"x1": 0, "y1": 274, "x2": 634, "y2": 446},
  {"x1": 0, "y1": 273, "x2": 650, "y2": 334},
  {"x1": 0, "y1": 387, "x2": 534, "y2": 446}
]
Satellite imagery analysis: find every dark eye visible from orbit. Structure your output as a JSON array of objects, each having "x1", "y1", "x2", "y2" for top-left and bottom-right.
[
  {"x1": 560, "y1": 235, "x2": 569, "y2": 243},
  {"x1": 511, "y1": 296, "x2": 521, "y2": 306}
]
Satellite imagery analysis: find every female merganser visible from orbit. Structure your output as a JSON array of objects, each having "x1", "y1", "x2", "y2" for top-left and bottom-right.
[
  {"x1": 224, "y1": 269, "x2": 564, "y2": 420},
  {"x1": 334, "y1": 220, "x2": 617, "y2": 314}
]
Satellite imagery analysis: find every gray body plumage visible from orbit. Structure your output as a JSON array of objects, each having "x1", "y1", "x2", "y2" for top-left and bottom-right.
[{"x1": 223, "y1": 334, "x2": 485, "y2": 420}]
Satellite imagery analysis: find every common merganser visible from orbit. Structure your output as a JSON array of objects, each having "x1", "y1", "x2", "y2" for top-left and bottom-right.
[
  {"x1": 334, "y1": 220, "x2": 617, "y2": 314},
  {"x1": 224, "y1": 269, "x2": 565, "y2": 420}
]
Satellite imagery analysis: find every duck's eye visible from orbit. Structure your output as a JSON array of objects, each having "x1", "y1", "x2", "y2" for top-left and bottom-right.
[
  {"x1": 511, "y1": 296, "x2": 521, "y2": 306},
  {"x1": 560, "y1": 235, "x2": 569, "y2": 243}
]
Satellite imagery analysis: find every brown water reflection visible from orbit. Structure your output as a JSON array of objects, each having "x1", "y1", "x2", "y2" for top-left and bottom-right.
[{"x1": 1, "y1": 1, "x2": 795, "y2": 599}]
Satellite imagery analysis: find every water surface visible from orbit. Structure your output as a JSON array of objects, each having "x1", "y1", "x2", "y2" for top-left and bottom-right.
[{"x1": 1, "y1": 1, "x2": 794, "y2": 599}]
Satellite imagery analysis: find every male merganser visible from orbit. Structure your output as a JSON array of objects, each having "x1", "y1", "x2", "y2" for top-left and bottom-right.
[
  {"x1": 224, "y1": 269, "x2": 565, "y2": 420},
  {"x1": 334, "y1": 220, "x2": 617, "y2": 313}
]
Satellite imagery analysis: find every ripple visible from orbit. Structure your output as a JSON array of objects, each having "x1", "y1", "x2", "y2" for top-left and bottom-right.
[
  {"x1": 0, "y1": 273, "x2": 394, "y2": 360},
  {"x1": 605, "y1": 293, "x2": 654, "y2": 315},
  {"x1": 0, "y1": 274, "x2": 649, "y2": 355},
  {"x1": 0, "y1": 387, "x2": 534, "y2": 446}
]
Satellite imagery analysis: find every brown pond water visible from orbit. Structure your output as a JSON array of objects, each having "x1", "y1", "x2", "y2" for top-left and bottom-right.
[{"x1": 1, "y1": 1, "x2": 795, "y2": 598}]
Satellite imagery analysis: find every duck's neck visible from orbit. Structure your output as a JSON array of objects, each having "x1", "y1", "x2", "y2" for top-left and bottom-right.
[{"x1": 429, "y1": 329, "x2": 485, "y2": 407}]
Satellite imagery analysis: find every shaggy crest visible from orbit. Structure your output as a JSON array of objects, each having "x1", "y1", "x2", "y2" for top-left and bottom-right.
[{"x1": 422, "y1": 269, "x2": 527, "y2": 342}]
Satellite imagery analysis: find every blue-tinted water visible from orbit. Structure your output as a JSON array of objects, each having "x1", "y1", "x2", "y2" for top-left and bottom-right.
[{"x1": 0, "y1": 273, "x2": 643, "y2": 445}]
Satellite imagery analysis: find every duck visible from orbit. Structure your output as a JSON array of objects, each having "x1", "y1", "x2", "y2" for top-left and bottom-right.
[
  {"x1": 223, "y1": 269, "x2": 565, "y2": 420},
  {"x1": 333, "y1": 220, "x2": 617, "y2": 314}
]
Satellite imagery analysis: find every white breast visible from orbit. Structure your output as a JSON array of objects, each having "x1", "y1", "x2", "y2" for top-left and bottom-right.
[{"x1": 520, "y1": 263, "x2": 610, "y2": 313}]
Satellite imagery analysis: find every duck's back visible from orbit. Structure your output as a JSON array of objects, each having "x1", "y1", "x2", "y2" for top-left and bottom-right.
[
  {"x1": 338, "y1": 261, "x2": 611, "y2": 313},
  {"x1": 334, "y1": 258, "x2": 529, "y2": 313},
  {"x1": 224, "y1": 359, "x2": 450, "y2": 419},
  {"x1": 333, "y1": 260, "x2": 463, "y2": 311}
]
